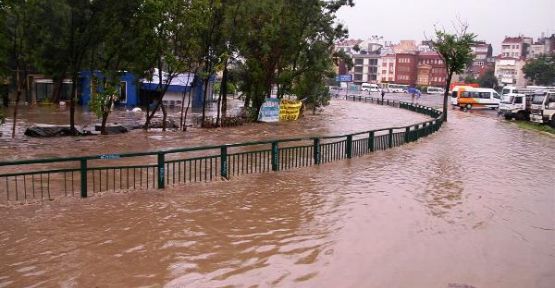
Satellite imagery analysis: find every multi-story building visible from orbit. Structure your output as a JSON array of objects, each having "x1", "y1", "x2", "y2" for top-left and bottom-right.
[
  {"x1": 500, "y1": 36, "x2": 529, "y2": 58},
  {"x1": 416, "y1": 52, "x2": 447, "y2": 87},
  {"x1": 494, "y1": 57, "x2": 527, "y2": 87},
  {"x1": 528, "y1": 34, "x2": 555, "y2": 58},
  {"x1": 378, "y1": 53, "x2": 396, "y2": 83},
  {"x1": 352, "y1": 51, "x2": 380, "y2": 84},
  {"x1": 394, "y1": 53, "x2": 418, "y2": 85},
  {"x1": 468, "y1": 41, "x2": 494, "y2": 78}
]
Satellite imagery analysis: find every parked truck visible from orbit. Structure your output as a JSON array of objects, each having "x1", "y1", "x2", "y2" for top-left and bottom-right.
[
  {"x1": 530, "y1": 91, "x2": 555, "y2": 127},
  {"x1": 498, "y1": 93, "x2": 532, "y2": 120}
]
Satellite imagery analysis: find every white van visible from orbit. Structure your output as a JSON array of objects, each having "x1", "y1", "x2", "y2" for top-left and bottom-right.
[
  {"x1": 457, "y1": 87, "x2": 501, "y2": 110},
  {"x1": 426, "y1": 87, "x2": 444, "y2": 94},
  {"x1": 361, "y1": 83, "x2": 379, "y2": 92}
]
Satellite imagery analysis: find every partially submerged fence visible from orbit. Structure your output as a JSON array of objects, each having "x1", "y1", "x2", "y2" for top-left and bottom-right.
[{"x1": 0, "y1": 97, "x2": 443, "y2": 203}]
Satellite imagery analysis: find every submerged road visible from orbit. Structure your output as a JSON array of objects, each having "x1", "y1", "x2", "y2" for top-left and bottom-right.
[{"x1": 0, "y1": 98, "x2": 553, "y2": 288}]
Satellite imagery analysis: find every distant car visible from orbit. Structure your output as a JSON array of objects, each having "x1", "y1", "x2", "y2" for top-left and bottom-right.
[
  {"x1": 426, "y1": 87, "x2": 445, "y2": 94},
  {"x1": 361, "y1": 83, "x2": 379, "y2": 93}
]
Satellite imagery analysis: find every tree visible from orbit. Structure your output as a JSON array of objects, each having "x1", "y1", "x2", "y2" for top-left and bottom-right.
[
  {"x1": 28, "y1": 0, "x2": 109, "y2": 134},
  {"x1": 477, "y1": 68, "x2": 498, "y2": 89},
  {"x1": 141, "y1": 0, "x2": 205, "y2": 131},
  {"x1": 429, "y1": 25, "x2": 476, "y2": 121},
  {"x1": 523, "y1": 54, "x2": 555, "y2": 86},
  {"x1": 3, "y1": 0, "x2": 33, "y2": 138}
]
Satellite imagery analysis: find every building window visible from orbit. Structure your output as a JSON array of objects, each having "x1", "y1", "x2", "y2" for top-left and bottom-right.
[
  {"x1": 354, "y1": 66, "x2": 363, "y2": 73},
  {"x1": 370, "y1": 59, "x2": 378, "y2": 65},
  {"x1": 355, "y1": 59, "x2": 363, "y2": 65},
  {"x1": 354, "y1": 74, "x2": 362, "y2": 81}
]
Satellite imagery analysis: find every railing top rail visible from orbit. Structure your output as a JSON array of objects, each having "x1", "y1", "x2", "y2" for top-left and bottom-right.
[{"x1": 0, "y1": 101, "x2": 442, "y2": 167}]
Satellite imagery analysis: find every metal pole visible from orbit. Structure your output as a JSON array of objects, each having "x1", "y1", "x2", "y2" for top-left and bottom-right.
[
  {"x1": 271, "y1": 142, "x2": 279, "y2": 171},
  {"x1": 313, "y1": 138, "x2": 321, "y2": 165},
  {"x1": 388, "y1": 129, "x2": 393, "y2": 148},
  {"x1": 346, "y1": 135, "x2": 353, "y2": 158},
  {"x1": 80, "y1": 159, "x2": 87, "y2": 198},
  {"x1": 157, "y1": 153, "x2": 165, "y2": 189},
  {"x1": 220, "y1": 146, "x2": 228, "y2": 179},
  {"x1": 368, "y1": 131, "x2": 375, "y2": 152}
]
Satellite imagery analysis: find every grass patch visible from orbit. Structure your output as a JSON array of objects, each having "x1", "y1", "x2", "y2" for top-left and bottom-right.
[{"x1": 515, "y1": 121, "x2": 555, "y2": 135}]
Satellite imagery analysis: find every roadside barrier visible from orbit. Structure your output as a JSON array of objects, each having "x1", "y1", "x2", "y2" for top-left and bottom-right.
[{"x1": 0, "y1": 96, "x2": 443, "y2": 203}]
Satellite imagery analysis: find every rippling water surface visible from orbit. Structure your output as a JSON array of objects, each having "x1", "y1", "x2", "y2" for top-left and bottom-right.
[{"x1": 0, "y1": 98, "x2": 553, "y2": 288}]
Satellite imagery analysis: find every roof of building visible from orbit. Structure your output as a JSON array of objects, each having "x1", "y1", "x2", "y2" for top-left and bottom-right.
[
  {"x1": 335, "y1": 39, "x2": 363, "y2": 47},
  {"x1": 142, "y1": 69, "x2": 195, "y2": 87},
  {"x1": 502, "y1": 37, "x2": 524, "y2": 44}
]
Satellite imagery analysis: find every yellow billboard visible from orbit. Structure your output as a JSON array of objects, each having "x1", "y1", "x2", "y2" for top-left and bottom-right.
[{"x1": 279, "y1": 100, "x2": 302, "y2": 121}]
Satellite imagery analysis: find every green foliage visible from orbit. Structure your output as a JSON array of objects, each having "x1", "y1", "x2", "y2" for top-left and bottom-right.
[
  {"x1": 477, "y1": 69, "x2": 498, "y2": 89},
  {"x1": 429, "y1": 25, "x2": 476, "y2": 120},
  {"x1": 89, "y1": 79, "x2": 119, "y2": 119},
  {"x1": 523, "y1": 54, "x2": 555, "y2": 86},
  {"x1": 430, "y1": 29, "x2": 476, "y2": 76},
  {"x1": 464, "y1": 75, "x2": 478, "y2": 83}
]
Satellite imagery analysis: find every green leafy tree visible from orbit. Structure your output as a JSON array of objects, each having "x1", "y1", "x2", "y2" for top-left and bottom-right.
[
  {"x1": 89, "y1": 78, "x2": 119, "y2": 135},
  {"x1": 141, "y1": 0, "x2": 205, "y2": 131},
  {"x1": 523, "y1": 54, "x2": 555, "y2": 86},
  {"x1": 28, "y1": 0, "x2": 109, "y2": 134},
  {"x1": 3, "y1": 0, "x2": 33, "y2": 137},
  {"x1": 429, "y1": 25, "x2": 476, "y2": 121},
  {"x1": 477, "y1": 68, "x2": 498, "y2": 89}
]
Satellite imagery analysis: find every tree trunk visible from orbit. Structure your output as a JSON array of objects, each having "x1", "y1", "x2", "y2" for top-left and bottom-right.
[
  {"x1": 161, "y1": 103, "x2": 167, "y2": 131},
  {"x1": 221, "y1": 63, "x2": 228, "y2": 120},
  {"x1": 183, "y1": 88, "x2": 192, "y2": 131},
  {"x1": 179, "y1": 89, "x2": 187, "y2": 129},
  {"x1": 201, "y1": 77, "x2": 209, "y2": 128},
  {"x1": 69, "y1": 73, "x2": 78, "y2": 134},
  {"x1": 100, "y1": 111, "x2": 109, "y2": 135},
  {"x1": 12, "y1": 70, "x2": 22, "y2": 138},
  {"x1": 443, "y1": 73, "x2": 453, "y2": 122},
  {"x1": 216, "y1": 86, "x2": 222, "y2": 127},
  {"x1": 51, "y1": 75, "x2": 65, "y2": 103}
]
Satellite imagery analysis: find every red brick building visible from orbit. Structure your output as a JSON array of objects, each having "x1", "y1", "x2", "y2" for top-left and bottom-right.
[
  {"x1": 394, "y1": 53, "x2": 418, "y2": 85},
  {"x1": 417, "y1": 52, "x2": 447, "y2": 87},
  {"x1": 394, "y1": 52, "x2": 446, "y2": 87}
]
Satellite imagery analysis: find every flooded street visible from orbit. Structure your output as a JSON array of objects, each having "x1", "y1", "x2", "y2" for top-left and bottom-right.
[{"x1": 0, "y1": 99, "x2": 554, "y2": 287}]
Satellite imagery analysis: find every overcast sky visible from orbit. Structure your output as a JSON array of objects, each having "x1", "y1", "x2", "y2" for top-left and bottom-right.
[{"x1": 336, "y1": 0, "x2": 555, "y2": 54}]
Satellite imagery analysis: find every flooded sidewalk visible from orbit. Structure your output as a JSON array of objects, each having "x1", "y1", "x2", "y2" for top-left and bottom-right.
[{"x1": 0, "y1": 100, "x2": 553, "y2": 288}]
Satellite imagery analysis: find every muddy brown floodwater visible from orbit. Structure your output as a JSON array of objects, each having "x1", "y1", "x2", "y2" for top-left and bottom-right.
[{"x1": 0, "y1": 99, "x2": 554, "y2": 288}]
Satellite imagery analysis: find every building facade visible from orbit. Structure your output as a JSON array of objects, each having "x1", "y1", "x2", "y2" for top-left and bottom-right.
[
  {"x1": 469, "y1": 41, "x2": 494, "y2": 78},
  {"x1": 494, "y1": 57, "x2": 527, "y2": 87},
  {"x1": 352, "y1": 52, "x2": 380, "y2": 84},
  {"x1": 416, "y1": 52, "x2": 447, "y2": 87},
  {"x1": 378, "y1": 54, "x2": 396, "y2": 83},
  {"x1": 394, "y1": 53, "x2": 418, "y2": 85}
]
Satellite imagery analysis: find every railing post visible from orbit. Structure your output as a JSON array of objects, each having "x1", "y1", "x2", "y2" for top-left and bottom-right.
[
  {"x1": 220, "y1": 145, "x2": 228, "y2": 179},
  {"x1": 271, "y1": 141, "x2": 279, "y2": 171},
  {"x1": 157, "y1": 153, "x2": 165, "y2": 189},
  {"x1": 388, "y1": 129, "x2": 393, "y2": 148},
  {"x1": 346, "y1": 135, "x2": 353, "y2": 159},
  {"x1": 368, "y1": 131, "x2": 375, "y2": 152},
  {"x1": 405, "y1": 127, "x2": 410, "y2": 144},
  {"x1": 415, "y1": 124, "x2": 420, "y2": 140},
  {"x1": 80, "y1": 158, "x2": 87, "y2": 198},
  {"x1": 313, "y1": 138, "x2": 321, "y2": 165}
]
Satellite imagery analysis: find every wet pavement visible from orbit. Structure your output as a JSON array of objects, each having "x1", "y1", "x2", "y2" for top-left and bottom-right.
[{"x1": 0, "y1": 98, "x2": 554, "y2": 288}]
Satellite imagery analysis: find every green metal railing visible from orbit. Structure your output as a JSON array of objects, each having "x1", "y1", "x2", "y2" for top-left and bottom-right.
[{"x1": 0, "y1": 96, "x2": 444, "y2": 203}]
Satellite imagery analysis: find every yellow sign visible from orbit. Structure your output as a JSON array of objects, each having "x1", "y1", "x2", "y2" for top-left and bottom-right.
[{"x1": 279, "y1": 100, "x2": 302, "y2": 121}]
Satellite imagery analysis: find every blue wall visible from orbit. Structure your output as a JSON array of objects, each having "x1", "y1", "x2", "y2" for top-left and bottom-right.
[{"x1": 79, "y1": 71, "x2": 139, "y2": 107}]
